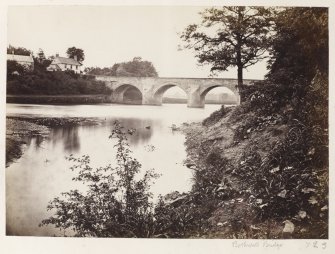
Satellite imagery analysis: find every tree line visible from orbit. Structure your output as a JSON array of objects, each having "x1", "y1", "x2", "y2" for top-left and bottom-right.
[{"x1": 84, "y1": 57, "x2": 158, "y2": 77}]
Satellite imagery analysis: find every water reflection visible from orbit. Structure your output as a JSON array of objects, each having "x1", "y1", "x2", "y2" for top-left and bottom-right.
[
  {"x1": 105, "y1": 118, "x2": 157, "y2": 145},
  {"x1": 50, "y1": 126, "x2": 81, "y2": 153},
  {"x1": 6, "y1": 104, "x2": 222, "y2": 236},
  {"x1": 44, "y1": 118, "x2": 158, "y2": 153}
]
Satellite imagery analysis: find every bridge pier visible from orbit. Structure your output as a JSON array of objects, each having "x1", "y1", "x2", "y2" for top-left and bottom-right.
[
  {"x1": 111, "y1": 90, "x2": 126, "y2": 104},
  {"x1": 142, "y1": 94, "x2": 162, "y2": 106},
  {"x1": 187, "y1": 91, "x2": 205, "y2": 108}
]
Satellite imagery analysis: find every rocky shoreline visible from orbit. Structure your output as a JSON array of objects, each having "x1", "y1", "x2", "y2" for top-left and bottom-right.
[{"x1": 6, "y1": 118, "x2": 50, "y2": 167}]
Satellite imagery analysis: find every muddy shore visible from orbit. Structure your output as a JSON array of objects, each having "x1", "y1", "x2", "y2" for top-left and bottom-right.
[{"x1": 5, "y1": 116, "x2": 101, "y2": 167}]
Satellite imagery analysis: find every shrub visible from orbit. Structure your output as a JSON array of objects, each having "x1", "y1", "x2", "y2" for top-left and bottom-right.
[{"x1": 40, "y1": 121, "x2": 160, "y2": 237}]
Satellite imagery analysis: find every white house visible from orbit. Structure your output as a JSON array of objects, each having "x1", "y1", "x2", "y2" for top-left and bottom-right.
[
  {"x1": 47, "y1": 54, "x2": 82, "y2": 73},
  {"x1": 7, "y1": 53, "x2": 34, "y2": 71}
]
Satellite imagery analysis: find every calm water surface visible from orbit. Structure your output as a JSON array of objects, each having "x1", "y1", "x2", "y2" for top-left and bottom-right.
[{"x1": 6, "y1": 103, "x2": 221, "y2": 236}]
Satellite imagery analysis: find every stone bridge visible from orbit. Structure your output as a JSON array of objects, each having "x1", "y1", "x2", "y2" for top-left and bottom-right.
[{"x1": 94, "y1": 76, "x2": 257, "y2": 108}]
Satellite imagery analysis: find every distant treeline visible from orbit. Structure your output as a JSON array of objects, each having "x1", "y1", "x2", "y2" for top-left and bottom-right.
[{"x1": 85, "y1": 57, "x2": 158, "y2": 77}]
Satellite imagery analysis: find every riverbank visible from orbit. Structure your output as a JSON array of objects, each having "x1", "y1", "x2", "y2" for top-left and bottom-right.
[
  {"x1": 6, "y1": 118, "x2": 50, "y2": 167},
  {"x1": 178, "y1": 104, "x2": 328, "y2": 238},
  {"x1": 7, "y1": 94, "x2": 111, "y2": 104},
  {"x1": 5, "y1": 103, "x2": 327, "y2": 238}
]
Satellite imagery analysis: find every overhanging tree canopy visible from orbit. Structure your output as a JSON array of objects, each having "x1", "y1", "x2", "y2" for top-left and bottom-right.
[{"x1": 180, "y1": 7, "x2": 275, "y2": 87}]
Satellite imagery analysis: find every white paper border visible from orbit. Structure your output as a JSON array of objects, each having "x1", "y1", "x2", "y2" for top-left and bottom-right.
[{"x1": 0, "y1": 1, "x2": 334, "y2": 253}]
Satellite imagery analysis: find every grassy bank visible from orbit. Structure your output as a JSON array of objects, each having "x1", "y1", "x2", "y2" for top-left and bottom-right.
[{"x1": 7, "y1": 94, "x2": 111, "y2": 104}]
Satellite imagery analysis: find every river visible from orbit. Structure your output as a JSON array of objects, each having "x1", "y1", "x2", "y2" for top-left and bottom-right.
[{"x1": 6, "y1": 103, "x2": 222, "y2": 236}]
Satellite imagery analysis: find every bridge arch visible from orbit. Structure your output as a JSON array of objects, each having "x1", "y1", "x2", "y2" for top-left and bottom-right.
[
  {"x1": 200, "y1": 85, "x2": 239, "y2": 105},
  {"x1": 152, "y1": 83, "x2": 188, "y2": 105},
  {"x1": 112, "y1": 84, "x2": 143, "y2": 104}
]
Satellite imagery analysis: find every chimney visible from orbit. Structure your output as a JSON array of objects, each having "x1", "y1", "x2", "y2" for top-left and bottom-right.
[
  {"x1": 56, "y1": 53, "x2": 59, "y2": 57},
  {"x1": 74, "y1": 55, "x2": 77, "y2": 61}
]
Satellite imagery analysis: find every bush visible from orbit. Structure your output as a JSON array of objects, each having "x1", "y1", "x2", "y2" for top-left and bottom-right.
[{"x1": 40, "y1": 122, "x2": 160, "y2": 237}]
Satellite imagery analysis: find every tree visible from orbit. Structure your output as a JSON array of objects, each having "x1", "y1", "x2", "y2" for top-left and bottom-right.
[
  {"x1": 117, "y1": 57, "x2": 158, "y2": 77},
  {"x1": 33, "y1": 48, "x2": 52, "y2": 71},
  {"x1": 267, "y1": 7, "x2": 328, "y2": 83},
  {"x1": 180, "y1": 7, "x2": 274, "y2": 88},
  {"x1": 7, "y1": 45, "x2": 32, "y2": 56},
  {"x1": 66, "y1": 47, "x2": 85, "y2": 63}
]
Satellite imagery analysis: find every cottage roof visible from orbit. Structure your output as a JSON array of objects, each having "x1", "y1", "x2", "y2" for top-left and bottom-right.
[
  {"x1": 7, "y1": 54, "x2": 34, "y2": 63},
  {"x1": 52, "y1": 56, "x2": 81, "y2": 66},
  {"x1": 48, "y1": 63, "x2": 62, "y2": 71}
]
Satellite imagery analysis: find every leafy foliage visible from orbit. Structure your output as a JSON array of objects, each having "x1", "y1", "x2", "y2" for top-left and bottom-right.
[
  {"x1": 34, "y1": 48, "x2": 52, "y2": 71},
  {"x1": 228, "y1": 7, "x2": 328, "y2": 236},
  {"x1": 180, "y1": 7, "x2": 274, "y2": 86},
  {"x1": 40, "y1": 122, "x2": 160, "y2": 237},
  {"x1": 7, "y1": 68, "x2": 111, "y2": 95},
  {"x1": 66, "y1": 47, "x2": 85, "y2": 63},
  {"x1": 7, "y1": 60, "x2": 27, "y2": 79},
  {"x1": 85, "y1": 57, "x2": 158, "y2": 77},
  {"x1": 7, "y1": 45, "x2": 32, "y2": 56}
]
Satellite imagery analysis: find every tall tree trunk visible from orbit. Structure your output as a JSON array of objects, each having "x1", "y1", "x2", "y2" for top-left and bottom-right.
[
  {"x1": 237, "y1": 64, "x2": 244, "y2": 104},
  {"x1": 236, "y1": 40, "x2": 244, "y2": 102},
  {"x1": 236, "y1": 8, "x2": 244, "y2": 102},
  {"x1": 237, "y1": 64, "x2": 243, "y2": 86}
]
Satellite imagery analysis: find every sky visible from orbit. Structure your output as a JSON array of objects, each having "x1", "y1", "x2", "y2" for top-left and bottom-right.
[{"x1": 7, "y1": 5, "x2": 268, "y2": 79}]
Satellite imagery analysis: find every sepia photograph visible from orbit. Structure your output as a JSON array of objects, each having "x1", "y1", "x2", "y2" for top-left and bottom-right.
[{"x1": 2, "y1": 1, "x2": 331, "y2": 248}]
